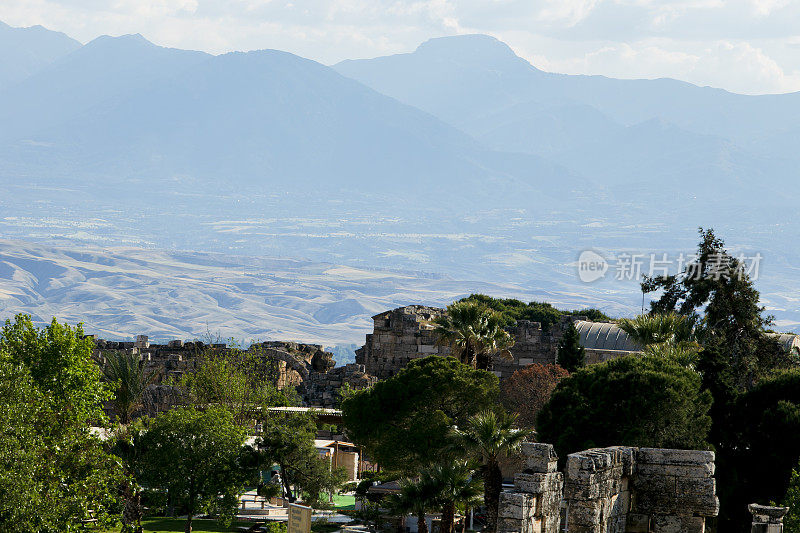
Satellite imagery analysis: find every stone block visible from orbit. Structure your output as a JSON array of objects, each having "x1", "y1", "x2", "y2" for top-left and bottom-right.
[
  {"x1": 637, "y1": 448, "x2": 714, "y2": 466},
  {"x1": 499, "y1": 492, "x2": 536, "y2": 519},
  {"x1": 625, "y1": 514, "x2": 650, "y2": 532},
  {"x1": 651, "y1": 515, "x2": 705, "y2": 533},
  {"x1": 636, "y1": 462, "x2": 714, "y2": 479},
  {"x1": 567, "y1": 501, "x2": 602, "y2": 527},
  {"x1": 522, "y1": 442, "x2": 559, "y2": 473}
]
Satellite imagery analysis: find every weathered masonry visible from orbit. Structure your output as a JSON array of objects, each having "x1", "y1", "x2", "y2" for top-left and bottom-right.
[
  {"x1": 92, "y1": 337, "x2": 375, "y2": 416},
  {"x1": 355, "y1": 305, "x2": 800, "y2": 380},
  {"x1": 498, "y1": 443, "x2": 719, "y2": 533},
  {"x1": 355, "y1": 306, "x2": 642, "y2": 380}
]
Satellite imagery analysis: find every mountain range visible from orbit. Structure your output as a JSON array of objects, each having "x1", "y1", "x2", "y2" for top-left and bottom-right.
[{"x1": 1, "y1": 22, "x2": 799, "y2": 338}]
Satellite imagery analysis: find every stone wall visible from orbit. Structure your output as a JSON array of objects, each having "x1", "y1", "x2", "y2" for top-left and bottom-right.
[
  {"x1": 302, "y1": 363, "x2": 378, "y2": 408},
  {"x1": 356, "y1": 306, "x2": 592, "y2": 380},
  {"x1": 355, "y1": 306, "x2": 449, "y2": 379},
  {"x1": 93, "y1": 336, "x2": 373, "y2": 416},
  {"x1": 498, "y1": 444, "x2": 719, "y2": 533},
  {"x1": 498, "y1": 443, "x2": 564, "y2": 533}
]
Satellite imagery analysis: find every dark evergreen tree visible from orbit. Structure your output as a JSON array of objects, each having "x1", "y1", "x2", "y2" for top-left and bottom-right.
[
  {"x1": 537, "y1": 355, "x2": 713, "y2": 461},
  {"x1": 556, "y1": 322, "x2": 585, "y2": 373}
]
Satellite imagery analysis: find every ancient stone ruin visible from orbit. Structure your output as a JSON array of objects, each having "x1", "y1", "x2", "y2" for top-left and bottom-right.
[
  {"x1": 499, "y1": 443, "x2": 719, "y2": 533},
  {"x1": 355, "y1": 305, "x2": 641, "y2": 380},
  {"x1": 355, "y1": 305, "x2": 800, "y2": 381},
  {"x1": 749, "y1": 504, "x2": 789, "y2": 533},
  {"x1": 91, "y1": 336, "x2": 373, "y2": 416}
]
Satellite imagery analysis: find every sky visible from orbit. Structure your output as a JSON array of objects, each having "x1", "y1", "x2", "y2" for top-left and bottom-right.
[{"x1": 2, "y1": 0, "x2": 800, "y2": 95}]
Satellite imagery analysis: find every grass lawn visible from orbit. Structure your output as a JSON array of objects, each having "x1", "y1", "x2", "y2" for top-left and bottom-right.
[{"x1": 331, "y1": 494, "x2": 356, "y2": 510}]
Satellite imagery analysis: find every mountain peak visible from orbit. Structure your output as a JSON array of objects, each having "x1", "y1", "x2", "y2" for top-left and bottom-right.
[
  {"x1": 86, "y1": 33, "x2": 154, "y2": 49},
  {"x1": 414, "y1": 34, "x2": 522, "y2": 62}
]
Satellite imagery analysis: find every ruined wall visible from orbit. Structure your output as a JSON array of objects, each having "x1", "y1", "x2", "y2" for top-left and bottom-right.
[
  {"x1": 498, "y1": 445, "x2": 719, "y2": 533},
  {"x1": 356, "y1": 306, "x2": 586, "y2": 380},
  {"x1": 498, "y1": 443, "x2": 564, "y2": 533},
  {"x1": 564, "y1": 446, "x2": 718, "y2": 533},
  {"x1": 94, "y1": 336, "x2": 372, "y2": 416},
  {"x1": 493, "y1": 317, "x2": 577, "y2": 379},
  {"x1": 302, "y1": 363, "x2": 378, "y2": 408},
  {"x1": 355, "y1": 306, "x2": 449, "y2": 379}
]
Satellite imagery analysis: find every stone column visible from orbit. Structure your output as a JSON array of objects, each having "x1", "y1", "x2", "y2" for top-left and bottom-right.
[
  {"x1": 498, "y1": 443, "x2": 564, "y2": 533},
  {"x1": 749, "y1": 504, "x2": 789, "y2": 533}
]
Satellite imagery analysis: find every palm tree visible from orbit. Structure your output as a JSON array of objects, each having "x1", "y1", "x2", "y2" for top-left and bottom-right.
[
  {"x1": 617, "y1": 312, "x2": 695, "y2": 346},
  {"x1": 388, "y1": 475, "x2": 440, "y2": 533},
  {"x1": 451, "y1": 410, "x2": 531, "y2": 533},
  {"x1": 102, "y1": 351, "x2": 156, "y2": 424},
  {"x1": 618, "y1": 313, "x2": 699, "y2": 366},
  {"x1": 434, "y1": 301, "x2": 514, "y2": 371},
  {"x1": 421, "y1": 460, "x2": 482, "y2": 533}
]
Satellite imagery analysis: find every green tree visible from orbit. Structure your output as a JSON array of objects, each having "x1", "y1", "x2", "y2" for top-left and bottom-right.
[
  {"x1": 422, "y1": 460, "x2": 482, "y2": 533},
  {"x1": 257, "y1": 413, "x2": 346, "y2": 507},
  {"x1": 434, "y1": 301, "x2": 514, "y2": 370},
  {"x1": 136, "y1": 406, "x2": 251, "y2": 533},
  {"x1": 0, "y1": 314, "x2": 111, "y2": 424},
  {"x1": 642, "y1": 228, "x2": 792, "y2": 389},
  {"x1": 451, "y1": 410, "x2": 530, "y2": 533},
  {"x1": 641, "y1": 229, "x2": 797, "y2": 531},
  {"x1": 459, "y1": 295, "x2": 610, "y2": 331},
  {"x1": 341, "y1": 356, "x2": 499, "y2": 473},
  {"x1": 177, "y1": 348, "x2": 291, "y2": 426},
  {"x1": 0, "y1": 316, "x2": 124, "y2": 532},
  {"x1": 724, "y1": 369, "x2": 800, "y2": 530},
  {"x1": 618, "y1": 313, "x2": 699, "y2": 367},
  {"x1": 388, "y1": 475, "x2": 441, "y2": 533},
  {"x1": 536, "y1": 355, "x2": 712, "y2": 460},
  {"x1": 780, "y1": 461, "x2": 800, "y2": 533},
  {"x1": 556, "y1": 322, "x2": 585, "y2": 373},
  {"x1": 102, "y1": 351, "x2": 157, "y2": 424},
  {"x1": 618, "y1": 312, "x2": 694, "y2": 347}
]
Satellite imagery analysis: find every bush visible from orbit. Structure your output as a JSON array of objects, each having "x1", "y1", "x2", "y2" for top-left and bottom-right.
[
  {"x1": 501, "y1": 363, "x2": 569, "y2": 429},
  {"x1": 536, "y1": 354, "x2": 712, "y2": 460}
]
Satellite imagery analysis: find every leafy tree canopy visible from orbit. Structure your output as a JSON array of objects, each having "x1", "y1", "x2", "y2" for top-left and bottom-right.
[
  {"x1": 728, "y1": 369, "x2": 800, "y2": 525},
  {"x1": 0, "y1": 315, "x2": 124, "y2": 532},
  {"x1": 459, "y1": 294, "x2": 609, "y2": 330},
  {"x1": 135, "y1": 406, "x2": 251, "y2": 533},
  {"x1": 0, "y1": 314, "x2": 111, "y2": 424},
  {"x1": 176, "y1": 347, "x2": 294, "y2": 426},
  {"x1": 780, "y1": 460, "x2": 800, "y2": 533},
  {"x1": 643, "y1": 228, "x2": 793, "y2": 388},
  {"x1": 341, "y1": 356, "x2": 499, "y2": 473},
  {"x1": 102, "y1": 350, "x2": 157, "y2": 424},
  {"x1": 501, "y1": 363, "x2": 569, "y2": 430},
  {"x1": 536, "y1": 355, "x2": 712, "y2": 460},
  {"x1": 258, "y1": 412, "x2": 346, "y2": 508},
  {"x1": 433, "y1": 301, "x2": 514, "y2": 371}
]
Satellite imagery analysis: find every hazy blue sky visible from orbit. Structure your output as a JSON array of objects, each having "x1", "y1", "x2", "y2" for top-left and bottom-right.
[{"x1": 3, "y1": 0, "x2": 800, "y2": 94}]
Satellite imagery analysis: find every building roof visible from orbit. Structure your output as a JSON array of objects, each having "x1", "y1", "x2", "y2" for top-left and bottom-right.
[
  {"x1": 767, "y1": 333, "x2": 800, "y2": 352},
  {"x1": 574, "y1": 321, "x2": 642, "y2": 352}
]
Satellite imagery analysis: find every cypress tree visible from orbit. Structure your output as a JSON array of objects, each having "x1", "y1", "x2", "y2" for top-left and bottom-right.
[{"x1": 557, "y1": 322, "x2": 585, "y2": 373}]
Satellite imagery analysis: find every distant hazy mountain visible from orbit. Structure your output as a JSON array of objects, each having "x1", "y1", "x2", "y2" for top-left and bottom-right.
[
  {"x1": 335, "y1": 34, "x2": 800, "y2": 144},
  {"x1": 0, "y1": 32, "x2": 577, "y2": 203},
  {"x1": 0, "y1": 33, "x2": 209, "y2": 143},
  {"x1": 2, "y1": 24, "x2": 799, "y2": 337},
  {"x1": 0, "y1": 21, "x2": 81, "y2": 90},
  {"x1": 335, "y1": 34, "x2": 800, "y2": 199}
]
